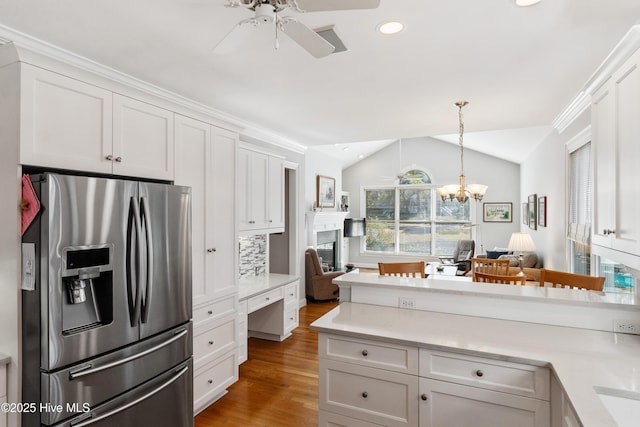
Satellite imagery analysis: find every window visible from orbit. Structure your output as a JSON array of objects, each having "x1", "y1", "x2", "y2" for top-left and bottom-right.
[
  {"x1": 364, "y1": 171, "x2": 471, "y2": 256},
  {"x1": 568, "y1": 142, "x2": 592, "y2": 275}
]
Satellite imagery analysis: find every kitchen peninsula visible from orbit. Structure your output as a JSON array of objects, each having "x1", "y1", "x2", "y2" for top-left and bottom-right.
[{"x1": 311, "y1": 272, "x2": 640, "y2": 426}]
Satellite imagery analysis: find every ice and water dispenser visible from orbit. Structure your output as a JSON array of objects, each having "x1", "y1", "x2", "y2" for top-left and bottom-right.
[{"x1": 61, "y1": 245, "x2": 114, "y2": 334}]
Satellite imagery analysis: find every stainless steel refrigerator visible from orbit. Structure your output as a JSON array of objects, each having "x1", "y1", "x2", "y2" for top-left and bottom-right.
[{"x1": 22, "y1": 173, "x2": 193, "y2": 427}]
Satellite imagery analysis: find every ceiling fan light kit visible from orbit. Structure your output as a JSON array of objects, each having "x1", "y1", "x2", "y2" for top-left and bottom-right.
[
  {"x1": 218, "y1": 0, "x2": 380, "y2": 58},
  {"x1": 515, "y1": 0, "x2": 542, "y2": 7},
  {"x1": 437, "y1": 101, "x2": 488, "y2": 204}
]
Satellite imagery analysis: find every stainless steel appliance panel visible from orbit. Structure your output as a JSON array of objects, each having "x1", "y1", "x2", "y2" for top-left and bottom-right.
[
  {"x1": 41, "y1": 174, "x2": 140, "y2": 370},
  {"x1": 56, "y1": 359, "x2": 193, "y2": 427},
  {"x1": 41, "y1": 323, "x2": 192, "y2": 425},
  {"x1": 138, "y1": 182, "x2": 192, "y2": 339}
]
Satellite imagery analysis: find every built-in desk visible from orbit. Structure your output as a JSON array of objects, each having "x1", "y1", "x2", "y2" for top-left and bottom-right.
[{"x1": 237, "y1": 274, "x2": 300, "y2": 363}]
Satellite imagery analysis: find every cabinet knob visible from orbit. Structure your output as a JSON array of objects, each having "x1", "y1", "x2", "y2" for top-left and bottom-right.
[
  {"x1": 207, "y1": 310, "x2": 213, "y2": 315},
  {"x1": 208, "y1": 379, "x2": 213, "y2": 384},
  {"x1": 421, "y1": 394, "x2": 428, "y2": 401},
  {"x1": 105, "y1": 154, "x2": 113, "y2": 161},
  {"x1": 207, "y1": 248, "x2": 217, "y2": 253},
  {"x1": 361, "y1": 392, "x2": 368, "y2": 398},
  {"x1": 603, "y1": 229, "x2": 616, "y2": 235},
  {"x1": 208, "y1": 340, "x2": 214, "y2": 345},
  {"x1": 361, "y1": 349, "x2": 368, "y2": 357},
  {"x1": 269, "y1": 220, "x2": 273, "y2": 223},
  {"x1": 114, "y1": 156, "x2": 122, "y2": 163},
  {"x1": 475, "y1": 370, "x2": 484, "y2": 377}
]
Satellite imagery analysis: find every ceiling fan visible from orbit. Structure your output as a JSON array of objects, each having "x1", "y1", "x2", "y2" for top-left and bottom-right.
[{"x1": 215, "y1": 0, "x2": 381, "y2": 58}]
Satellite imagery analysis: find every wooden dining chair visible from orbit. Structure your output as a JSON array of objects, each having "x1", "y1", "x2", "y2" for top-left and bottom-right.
[
  {"x1": 474, "y1": 271, "x2": 527, "y2": 286},
  {"x1": 538, "y1": 269, "x2": 605, "y2": 291},
  {"x1": 378, "y1": 261, "x2": 426, "y2": 278},
  {"x1": 471, "y1": 257, "x2": 510, "y2": 281}
]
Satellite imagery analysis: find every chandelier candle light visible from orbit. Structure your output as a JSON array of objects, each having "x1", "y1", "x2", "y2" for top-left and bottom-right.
[{"x1": 437, "y1": 101, "x2": 488, "y2": 203}]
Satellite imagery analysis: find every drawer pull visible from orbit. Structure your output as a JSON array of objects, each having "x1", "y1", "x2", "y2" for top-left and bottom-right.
[
  {"x1": 361, "y1": 392, "x2": 368, "y2": 398},
  {"x1": 266, "y1": 297, "x2": 270, "y2": 301},
  {"x1": 206, "y1": 248, "x2": 217, "y2": 253},
  {"x1": 361, "y1": 350, "x2": 368, "y2": 357},
  {"x1": 208, "y1": 340, "x2": 214, "y2": 345},
  {"x1": 208, "y1": 379, "x2": 213, "y2": 384},
  {"x1": 421, "y1": 394, "x2": 428, "y2": 401},
  {"x1": 207, "y1": 310, "x2": 213, "y2": 315},
  {"x1": 475, "y1": 370, "x2": 484, "y2": 377}
]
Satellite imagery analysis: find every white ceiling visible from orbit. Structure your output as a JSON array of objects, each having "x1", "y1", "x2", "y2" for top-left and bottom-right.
[{"x1": 1, "y1": 1, "x2": 639, "y2": 166}]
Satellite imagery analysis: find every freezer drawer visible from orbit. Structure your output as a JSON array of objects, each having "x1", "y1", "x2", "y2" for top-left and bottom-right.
[
  {"x1": 39, "y1": 323, "x2": 191, "y2": 426},
  {"x1": 56, "y1": 359, "x2": 193, "y2": 427}
]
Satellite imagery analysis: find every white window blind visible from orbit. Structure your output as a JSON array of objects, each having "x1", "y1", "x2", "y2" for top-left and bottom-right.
[{"x1": 568, "y1": 142, "x2": 592, "y2": 244}]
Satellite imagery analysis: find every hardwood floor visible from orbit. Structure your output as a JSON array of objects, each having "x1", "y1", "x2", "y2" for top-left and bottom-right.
[{"x1": 194, "y1": 300, "x2": 339, "y2": 427}]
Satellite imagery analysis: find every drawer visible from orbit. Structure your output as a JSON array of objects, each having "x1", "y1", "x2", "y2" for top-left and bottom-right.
[
  {"x1": 319, "y1": 359, "x2": 418, "y2": 427},
  {"x1": 247, "y1": 287, "x2": 283, "y2": 313},
  {"x1": 419, "y1": 349, "x2": 550, "y2": 400},
  {"x1": 193, "y1": 295, "x2": 236, "y2": 328},
  {"x1": 284, "y1": 305, "x2": 298, "y2": 333},
  {"x1": 319, "y1": 410, "x2": 385, "y2": 427},
  {"x1": 194, "y1": 351, "x2": 238, "y2": 413},
  {"x1": 319, "y1": 333, "x2": 418, "y2": 375},
  {"x1": 194, "y1": 318, "x2": 236, "y2": 366},
  {"x1": 284, "y1": 281, "x2": 299, "y2": 304}
]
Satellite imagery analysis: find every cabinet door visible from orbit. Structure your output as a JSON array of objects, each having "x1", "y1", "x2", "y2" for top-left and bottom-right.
[
  {"x1": 19, "y1": 64, "x2": 113, "y2": 173},
  {"x1": 611, "y1": 49, "x2": 640, "y2": 255},
  {"x1": 268, "y1": 155, "x2": 285, "y2": 231},
  {"x1": 175, "y1": 115, "x2": 211, "y2": 306},
  {"x1": 207, "y1": 126, "x2": 238, "y2": 299},
  {"x1": 112, "y1": 94, "x2": 174, "y2": 180},
  {"x1": 250, "y1": 151, "x2": 269, "y2": 229},
  {"x1": 237, "y1": 148, "x2": 253, "y2": 231},
  {"x1": 419, "y1": 378, "x2": 550, "y2": 427},
  {"x1": 591, "y1": 79, "x2": 615, "y2": 248}
]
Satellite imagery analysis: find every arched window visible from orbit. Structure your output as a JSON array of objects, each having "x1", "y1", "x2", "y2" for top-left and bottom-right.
[{"x1": 399, "y1": 169, "x2": 431, "y2": 185}]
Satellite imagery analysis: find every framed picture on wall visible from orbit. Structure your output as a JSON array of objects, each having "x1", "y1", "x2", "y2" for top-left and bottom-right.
[
  {"x1": 522, "y1": 202, "x2": 529, "y2": 226},
  {"x1": 528, "y1": 194, "x2": 537, "y2": 230},
  {"x1": 483, "y1": 202, "x2": 512, "y2": 222},
  {"x1": 538, "y1": 196, "x2": 547, "y2": 227},
  {"x1": 316, "y1": 175, "x2": 336, "y2": 208}
]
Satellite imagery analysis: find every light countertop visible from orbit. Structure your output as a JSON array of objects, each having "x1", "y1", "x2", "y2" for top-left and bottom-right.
[
  {"x1": 334, "y1": 271, "x2": 640, "y2": 309},
  {"x1": 238, "y1": 273, "x2": 299, "y2": 301},
  {"x1": 311, "y1": 302, "x2": 640, "y2": 427}
]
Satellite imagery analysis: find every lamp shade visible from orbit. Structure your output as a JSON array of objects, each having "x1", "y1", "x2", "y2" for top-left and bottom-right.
[{"x1": 507, "y1": 232, "x2": 536, "y2": 252}]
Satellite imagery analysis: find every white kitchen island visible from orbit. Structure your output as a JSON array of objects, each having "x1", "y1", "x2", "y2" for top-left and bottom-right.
[{"x1": 310, "y1": 272, "x2": 640, "y2": 427}]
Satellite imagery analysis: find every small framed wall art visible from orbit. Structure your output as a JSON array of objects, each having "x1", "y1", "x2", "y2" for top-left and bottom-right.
[
  {"x1": 538, "y1": 196, "x2": 547, "y2": 227},
  {"x1": 316, "y1": 175, "x2": 336, "y2": 208},
  {"x1": 528, "y1": 194, "x2": 537, "y2": 230},
  {"x1": 483, "y1": 202, "x2": 513, "y2": 222},
  {"x1": 522, "y1": 202, "x2": 529, "y2": 226}
]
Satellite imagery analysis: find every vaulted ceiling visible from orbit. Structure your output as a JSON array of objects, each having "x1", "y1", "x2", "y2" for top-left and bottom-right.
[{"x1": 1, "y1": 0, "x2": 639, "y2": 165}]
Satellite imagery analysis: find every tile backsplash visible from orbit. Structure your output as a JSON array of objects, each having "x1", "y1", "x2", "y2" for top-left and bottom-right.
[{"x1": 239, "y1": 234, "x2": 267, "y2": 279}]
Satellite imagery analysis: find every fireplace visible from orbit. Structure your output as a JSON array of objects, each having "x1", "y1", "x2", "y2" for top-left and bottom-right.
[
  {"x1": 316, "y1": 230, "x2": 338, "y2": 270},
  {"x1": 306, "y1": 211, "x2": 348, "y2": 270}
]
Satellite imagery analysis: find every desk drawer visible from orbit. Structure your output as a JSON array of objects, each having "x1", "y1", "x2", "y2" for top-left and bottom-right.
[
  {"x1": 284, "y1": 281, "x2": 299, "y2": 304},
  {"x1": 320, "y1": 333, "x2": 418, "y2": 375},
  {"x1": 419, "y1": 350, "x2": 549, "y2": 400},
  {"x1": 194, "y1": 318, "x2": 236, "y2": 366},
  {"x1": 247, "y1": 287, "x2": 283, "y2": 313},
  {"x1": 319, "y1": 359, "x2": 417, "y2": 427}
]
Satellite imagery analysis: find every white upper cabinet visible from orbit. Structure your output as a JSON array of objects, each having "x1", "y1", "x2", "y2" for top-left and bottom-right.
[
  {"x1": 175, "y1": 114, "x2": 238, "y2": 306},
  {"x1": 591, "y1": 48, "x2": 640, "y2": 256},
  {"x1": 20, "y1": 64, "x2": 113, "y2": 174},
  {"x1": 238, "y1": 147, "x2": 285, "y2": 233},
  {"x1": 112, "y1": 94, "x2": 174, "y2": 180},
  {"x1": 19, "y1": 64, "x2": 174, "y2": 180}
]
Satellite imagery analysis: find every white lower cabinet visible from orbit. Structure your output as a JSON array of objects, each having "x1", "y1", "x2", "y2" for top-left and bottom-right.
[
  {"x1": 237, "y1": 300, "x2": 248, "y2": 364},
  {"x1": 318, "y1": 333, "x2": 551, "y2": 427},
  {"x1": 193, "y1": 351, "x2": 238, "y2": 414}
]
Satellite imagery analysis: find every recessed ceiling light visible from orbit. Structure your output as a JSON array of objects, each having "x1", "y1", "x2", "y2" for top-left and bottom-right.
[
  {"x1": 378, "y1": 21, "x2": 404, "y2": 35},
  {"x1": 515, "y1": 0, "x2": 541, "y2": 6}
]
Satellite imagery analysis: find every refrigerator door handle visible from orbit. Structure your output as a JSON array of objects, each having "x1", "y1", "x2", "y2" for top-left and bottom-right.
[
  {"x1": 70, "y1": 365, "x2": 190, "y2": 427},
  {"x1": 140, "y1": 196, "x2": 153, "y2": 323},
  {"x1": 69, "y1": 328, "x2": 189, "y2": 380},
  {"x1": 127, "y1": 196, "x2": 143, "y2": 327}
]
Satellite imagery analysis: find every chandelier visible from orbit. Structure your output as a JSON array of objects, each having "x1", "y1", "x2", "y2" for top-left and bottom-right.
[{"x1": 436, "y1": 101, "x2": 488, "y2": 203}]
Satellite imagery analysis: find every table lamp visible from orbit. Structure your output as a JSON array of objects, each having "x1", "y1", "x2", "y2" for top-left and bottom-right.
[{"x1": 507, "y1": 232, "x2": 536, "y2": 276}]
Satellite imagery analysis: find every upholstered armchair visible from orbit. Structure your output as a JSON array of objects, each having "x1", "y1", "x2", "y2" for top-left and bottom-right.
[
  {"x1": 440, "y1": 239, "x2": 475, "y2": 276},
  {"x1": 305, "y1": 248, "x2": 344, "y2": 301}
]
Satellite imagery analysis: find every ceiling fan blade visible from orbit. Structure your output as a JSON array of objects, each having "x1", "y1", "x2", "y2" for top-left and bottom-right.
[
  {"x1": 212, "y1": 18, "x2": 257, "y2": 54},
  {"x1": 282, "y1": 19, "x2": 335, "y2": 58},
  {"x1": 293, "y1": 0, "x2": 380, "y2": 12}
]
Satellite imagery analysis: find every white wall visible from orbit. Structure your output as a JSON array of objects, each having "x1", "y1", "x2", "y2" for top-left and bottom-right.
[
  {"x1": 304, "y1": 149, "x2": 343, "y2": 217},
  {"x1": 342, "y1": 137, "x2": 520, "y2": 267},
  {"x1": 520, "y1": 110, "x2": 590, "y2": 271}
]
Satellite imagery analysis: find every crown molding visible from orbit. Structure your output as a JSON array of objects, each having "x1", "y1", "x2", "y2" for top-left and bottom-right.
[
  {"x1": 553, "y1": 24, "x2": 640, "y2": 133},
  {"x1": 0, "y1": 24, "x2": 308, "y2": 154}
]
